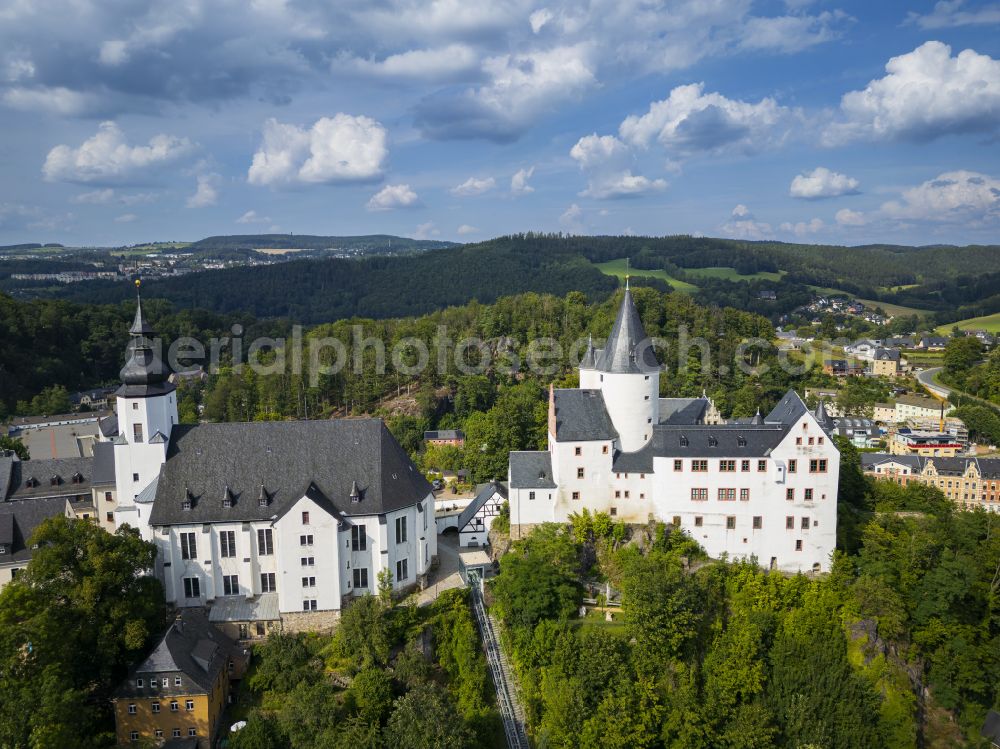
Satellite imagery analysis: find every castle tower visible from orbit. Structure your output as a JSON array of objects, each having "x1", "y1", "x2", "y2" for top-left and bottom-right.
[
  {"x1": 593, "y1": 284, "x2": 660, "y2": 451},
  {"x1": 113, "y1": 287, "x2": 177, "y2": 538}
]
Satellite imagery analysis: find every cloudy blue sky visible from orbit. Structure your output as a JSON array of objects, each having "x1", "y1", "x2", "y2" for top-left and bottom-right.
[{"x1": 1, "y1": 0, "x2": 999, "y2": 247}]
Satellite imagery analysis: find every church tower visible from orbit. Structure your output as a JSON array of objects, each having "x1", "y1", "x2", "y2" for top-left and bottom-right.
[
  {"x1": 591, "y1": 283, "x2": 660, "y2": 451},
  {"x1": 113, "y1": 285, "x2": 177, "y2": 538}
]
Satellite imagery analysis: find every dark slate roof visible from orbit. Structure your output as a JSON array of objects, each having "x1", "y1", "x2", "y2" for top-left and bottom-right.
[
  {"x1": 117, "y1": 609, "x2": 242, "y2": 698},
  {"x1": 982, "y1": 710, "x2": 1000, "y2": 743},
  {"x1": 552, "y1": 389, "x2": 618, "y2": 442},
  {"x1": 658, "y1": 397, "x2": 709, "y2": 425},
  {"x1": 0, "y1": 496, "x2": 71, "y2": 563},
  {"x1": 580, "y1": 336, "x2": 597, "y2": 369},
  {"x1": 860, "y1": 453, "x2": 1000, "y2": 479},
  {"x1": 149, "y1": 419, "x2": 431, "y2": 526},
  {"x1": 116, "y1": 296, "x2": 175, "y2": 398},
  {"x1": 613, "y1": 423, "x2": 789, "y2": 473},
  {"x1": 765, "y1": 389, "x2": 809, "y2": 426},
  {"x1": 6, "y1": 456, "x2": 95, "y2": 500},
  {"x1": 509, "y1": 452, "x2": 557, "y2": 489},
  {"x1": 860, "y1": 454, "x2": 921, "y2": 471},
  {"x1": 92, "y1": 441, "x2": 116, "y2": 485},
  {"x1": 458, "y1": 481, "x2": 507, "y2": 530},
  {"x1": 875, "y1": 348, "x2": 901, "y2": 361},
  {"x1": 0, "y1": 456, "x2": 14, "y2": 498},
  {"x1": 595, "y1": 288, "x2": 660, "y2": 374},
  {"x1": 424, "y1": 430, "x2": 465, "y2": 441},
  {"x1": 98, "y1": 414, "x2": 118, "y2": 438}
]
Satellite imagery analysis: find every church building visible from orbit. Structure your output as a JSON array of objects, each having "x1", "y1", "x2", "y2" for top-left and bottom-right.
[
  {"x1": 508, "y1": 286, "x2": 839, "y2": 573},
  {"x1": 111, "y1": 295, "x2": 436, "y2": 631}
]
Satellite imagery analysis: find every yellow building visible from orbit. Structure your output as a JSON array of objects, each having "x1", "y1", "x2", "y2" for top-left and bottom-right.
[
  {"x1": 888, "y1": 429, "x2": 962, "y2": 458},
  {"x1": 871, "y1": 348, "x2": 903, "y2": 378},
  {"x1": 113, "y1": 609, "x2": 247, "y2": 748},
  {"x1": 862, "y1": 454, "x2": 1000, "y2": 512}
]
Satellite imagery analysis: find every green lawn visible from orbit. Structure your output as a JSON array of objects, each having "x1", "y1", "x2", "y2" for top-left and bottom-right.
[
  {"x1": 684, "y1": 266, "x2": 786, "y2": 283},
  {"x1": 935, "y1": 312, "x2": 1000, "y2": 335},
  {"x1": 595, "y1": 258, "x2": 698, "y2": 292},
  {"x1": 855, "y1": 297, "x2": 930, "y2": 319}
]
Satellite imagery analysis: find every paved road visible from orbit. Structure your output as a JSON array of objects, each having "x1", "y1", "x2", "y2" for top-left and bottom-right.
[
  {"x1": 416, "y1": 532, "x2": 465, "y2": 606},
  {"x1": 916, "y1": 367, "x2": 951, "y2": 400}
]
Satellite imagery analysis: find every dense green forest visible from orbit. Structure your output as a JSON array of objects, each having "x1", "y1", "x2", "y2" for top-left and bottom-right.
[
  {"x1": 41, "y1": 234, "x2": 1000, "y2": 324},
  {"x1": 228, "y1": 589, "x2": 499, "y2": 749},
  {"x1": 489, "y1": 464, "x2": 1000, "y2": 748}
]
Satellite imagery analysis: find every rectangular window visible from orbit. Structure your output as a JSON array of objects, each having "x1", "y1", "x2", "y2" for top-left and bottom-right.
[
  {"x1": 395, "y1": 517, "x2": 407, "y2": 544},
  {"x1": 810, "y1": 459, "x2": 828, "y2": 473},
  {"x1": 818, "y1": 437, "x2": 824, "y2": 445},
  {"x1": 222, "y1": 575, "x2": 239, "y2": 596},
  {"x1": 691, "y1": 488, "x2": 708, "y2": 501},
  {"x1": 170, "y1": 701, "x2": 178, "y2": 712},
  {"x1": 528, "y1": 491, "x2": 535, "y2": 500},
  {"x1": 260, "y1": 572, "x2": 276, "y2": 593},
  {"x1": 752, "y1": 516, "x2": 762, "y2": 529},
  {"x1": 796, "y1": 436, "x2": 802, "y2": 445},
  {"x1": 155, "y1": 730, "x2": 163, "y2": 739},
  {"x1": 717, "y1": 488, "x2": 735, "y2": 501},
  {"x1": 577, "y1": 467, "x2": 585, "y2": 479},
  {"x1": 575, "y1": 446, "x2": 582, "y2": 456},
  {"x1": 106, "y1": 512, "x2": 114, "y2": 523},
  {"x1": 257, "y1": 528, "x2": 273, "y2": 555},
  {"x1": 692, "y1": 460, "x2": 708, "y2": 472},
  {"x1": 173, "y1": 728, "x2": 181, "y2": 738},
  {"x1": 741, "y1": 460, "x2": 750, "y2": 472},
  {"x1": 788, "y1": 459, "x2": 797, "y2": 473},
  {"x1": 128, "y1": 703, "x2": 137, "y2": 714},
  {"x1": 301, "y1": 511, "x2": 310, "y2": 525},
  {"x1": 183, "y1": 577, "x2": 200, "y2": 598},
  {"x1": 808, "y1": 437, "x2": 814, "y2": 445},
  {"x1": 174, "y1": 677, "x2": 181, "y2": 687},
  {"x1": 801, "y1": 517, "x2": 810, "y2": 529},
  {"x1": 300, "y1": 534, "x2": 313, "y2": 546},
  {"x1": 396, "y1": 558, "x2": 409, "y2": 581},
  {"x1": 105, "y1": 491, "x2": 112, "y2": 502},
  {"x1": 180, "y1": 532, "x2": 197, "y2": 560},
  {"x1": 610, "y1": 507, "x2": 617, "y2": 516},
  {"x1": 301, "y1": 557, "x2": 315, "y2": 566},
  {"x1": 351, "y1": 525, "x2": 367, "y2": 551},
  {"x1": 758, "y1": 460, "x2": 767, "y2": 472},
  {"x1": 795, "y1": 539, "x2": 803, "y2": 551},
  {"x1": 624, "y1": 490, "x2": 630, "y2": 499},
  {"x1": 740, "y1": 488, "x2": 750, "y2": 501},
  {"x1": 185, "y1": 700, "x2": 194, "y2": 711},
  {"x1": 720, "y1": 460, "x2": 736, "y2": 472},
  {"x1": 133, "y1": 423, "x2": 143, "y2": 443},
  {"x1": 188, "y1": 728, "x2": 197, "y2": 737},
  {"x1": 786, "y1": 516, "x2": 794, "y2": 529},
  {"x1": 151, "y1": 703, "x2": 160, "y2": 714},
  {"x1": 602, "y1": 445, "x2": 609, "y2": 454},
  {"x1": 353, "y1": 568, "x2": 369, "y2": 588},
  {"x1": 572, "y1": 491, "x2": 580, "y2": 500},
  {"x1": 694, "y1": 516, "x2": 703, "y2": 527},
  {"x1": 786, "y1": 488, "x2": 795, "y2": 501},
  {"x1": 302, "y1": 576, "x2": 316, "y2": 587},
  {"x1": 302, "y1": 599, "x2": 317, "y2": 611},
  {"x1": 804, "y1": 488, "x2": 813, "y2": 501},
  {"x1": 615, "y1": 490, "x2": 621, "y2": 498},
  {"x1": 133, "y1": 472, "x2": 139, "y2": 482},
  {"x1": 674, "y1": 459, "x2": 683, "y2": 471},
  {"x1": 726, "y1": 516, "x2": 736, "y2": 530},
  {"x1": 220, "y1": 530, "x2": 236, "y2": 558},
  {"x1": 672, "y1": 515, "x2": 681, "y2": 526},
  {"x1": 130, "y1": 731, "x2": 138, "y2": 742}
]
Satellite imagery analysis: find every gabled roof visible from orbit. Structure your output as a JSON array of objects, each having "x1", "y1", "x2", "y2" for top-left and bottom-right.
[
  {"x1": 149, "y1": 419, "x2": 431, "y2": 526},
  {"x1": 874, "y1": 348, "x2": 901, "y2": 361},
  {"x1": 765, "y1": 389, "x2": 809, "y2": 426},
  {"x1": 0, "y1": 456, "x2": 14, "y2": 499},
  {"x1": 6, "y1": 456, "x2": 95, "y2": 500},
  {"x1": 613, "y1": 424, "x2": 789, "y2": 473},
  {"x1": 509, "y1": 452, "x2": 556, "y2": 489},
  {"x1": 117, "y1": 608, "x2": 242, "y2": 698},
  {"x1": 0, "y1": 496, "x2": 71, "y2": 563},
  {"x1": 595, "y1": 288, "x2": 659, "y2": 374},
  {"x1": 92, "y1": 441, "x2": 116, "y2": 485},
  {"x1": 458, "y1": 481, "x2": 507, "y2": 530},
  {"x1": 658, "y1": 397, "x2": 709, "y2": 425},
  {"x1": 552, "y1": 389, "x2": 618, "y2": 442}
]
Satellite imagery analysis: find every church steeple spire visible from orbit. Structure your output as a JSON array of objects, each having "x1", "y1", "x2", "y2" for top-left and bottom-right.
[
  {"x1": 595, "y1": 286, "x2": 659, "y2": 374},
  {"x1": 117, "y1": 280, "x2": 175, "y2": 397}
]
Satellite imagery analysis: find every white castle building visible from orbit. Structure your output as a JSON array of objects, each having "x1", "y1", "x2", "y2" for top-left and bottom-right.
[
  {"x1": 112, "y1": 296, "x2": 436, "y2": 631},
  {"x1": 508, "y1": 287, "x2": 840, "y2": 573}
]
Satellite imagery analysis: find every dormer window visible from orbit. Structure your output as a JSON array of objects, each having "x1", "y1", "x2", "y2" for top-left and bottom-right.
[
  {"x1": 181, "y1": 500, "x2": 192, "y2": 511},
  {"x1": 50, "y1": 475, "x2": 60, "y2": 486},
  {"x1": 258, "y1": 484, "x2": 270, "y2": 507},
  {"x1": 222, "y1": 486, "x2": 234, "y2": 508},
  {"x1": 680, "y1": 435, "x2": 688, "y2": 447},
  {"x1": 71, "y1": 472, "x2": 84, "y2": 484},
  {"x1": 708, "y1": 436, "x2": 718, "y2": 447},
  {"x1": 737, "y1": 436, "x2": 747, "y2": 447}
]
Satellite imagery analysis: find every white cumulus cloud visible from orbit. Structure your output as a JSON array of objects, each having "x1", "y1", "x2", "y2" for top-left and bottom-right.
[
  {"x1": 451, "y1": 176, "x2": 495, "y2": 197},
  {"x1": 779, "y1": 217, "x2": 824, "y2": 236},
  {"x1": 906, "y1": 1, "x2": 1000, "y2": 29},
  {"x1": 456, "y1": 224, "x2": 478, "y2": 235},
  {"x1": 619, "y1": 82, "x2": 797, "y2": 154},
  {"x1": 339, "y1": 44, "x2": 479, "y2": 81},
  {"x1": 879, "y1": 170, "x2": 1000, "y2": 225},
  {"x1": 366, "y1": 183, "x2": 419, "y2": 212},
  {"x1": 114, "y1": 212, "x2": 137, "y2": 223},
  {"x1": 186, "y1": 173, "x2": 219, "y2": 208},
  {"x1": 248, "y1": 114, "x2": 388, "y2": 187},
  {"x1": 511, "y1": 166, "x2": 535, "y2": 195},
  {"x1": 823, "y1": 41, "x2": 1000, "y2": 145},
  {"x1": 570, "y1": 134, "x2": 667, "y2": 199},
  {"x1": 42, "y1": 121, "x2": 193, "y2": 184},
  {"x1": 721, "y1": 204, "x2": 773, "y2": 240},
  {"x1": 414, "y1": 221, "x2": 439, "y2": 239},
  {"x1": 236, "y1": 210, "x2": 270, "y2": 224},
  {"x1": 789, "y1": 167, "x2": 860, "y2": 199},
  {"x1": 835, "y1": 208, "x2": 867, "y2": 226}
]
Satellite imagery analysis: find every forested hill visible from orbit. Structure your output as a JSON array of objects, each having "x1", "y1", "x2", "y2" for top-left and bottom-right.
[
  {"x1": 50, "y1": 233, "x2": 1000, "y2": 323},
  {"x1": 184, "y1": 233, "x2": 455, "y2": 253},
  {"x1": 56, "y1": 240, "x2": 618, "y2": 322}
]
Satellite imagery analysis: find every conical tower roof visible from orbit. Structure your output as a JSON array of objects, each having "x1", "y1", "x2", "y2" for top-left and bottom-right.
[
  {"x1": 116, "y1": 286, "x2": 175, "y2": 398},
  {"x1": 580, "y1": 335, "x2": 597, "y2": 369},
  {"x1": 596, "y1": 288, "x2": 659, "y2": 374}
]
